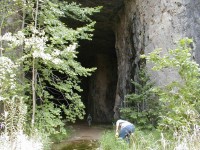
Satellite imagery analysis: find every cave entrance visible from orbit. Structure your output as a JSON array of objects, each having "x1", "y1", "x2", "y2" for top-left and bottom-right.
[
  {"x1": 77, "y1": 28, "x2": 117, "y2": 123},
  {"x1": 63, "y1": 0, "x2": 123, "y2": 123}
]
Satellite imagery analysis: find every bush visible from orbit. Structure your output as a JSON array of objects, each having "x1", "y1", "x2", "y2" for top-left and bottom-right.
[
  {"x1": 100, "y1": 131, "x2": 129, "y2": 150},
  {"x1": 142, "y1": 38, "x2": 200, "y2": 134}
]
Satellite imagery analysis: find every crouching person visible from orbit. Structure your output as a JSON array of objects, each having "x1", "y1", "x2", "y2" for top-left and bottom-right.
[{"x1": 115, "y1": 119, "x2": 135, "y2": 143}]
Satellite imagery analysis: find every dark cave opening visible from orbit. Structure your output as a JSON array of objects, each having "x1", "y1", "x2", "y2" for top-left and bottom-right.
[
  {"x1": 56, "y1": 0, "x2": 123, "y2": 123},
  {"x1": 77, "y1": 28, "x2": 117, "y2": 123},
  {"x1": 66, "y1": 0, "x2": 124, "y2": 123}
]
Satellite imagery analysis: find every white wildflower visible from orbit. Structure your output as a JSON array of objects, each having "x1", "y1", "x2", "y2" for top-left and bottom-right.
[
  {"x1": 0, "y1": 132, "x2": 43, "y2": 150},
  {"x1": 15, "y1": 131, "x2": 43, "y2": 150},
  {"x1": 15, "y1": 31, "x2": 25, "y2": 45},
  {"x1": 10, "y1": 84, "x2": 16, "y2": 90},
  {"x1": 52, "y1": 49, "x2": 61, "y2": 56},
  {"x1": 66, "y1": 43, "x2": 77, "y2": 52},
  {"x1": 32, "y1": 51, "x2": 40, "y2": 58},
  {"x1": 24, "y1": 36, "x2": 47, "y2": 52},
  {"x1": 2, "y1": 32, "x2": 16, "y2": 42},
  {"x1": 40, "y1": 52, "x2": 51, "y2": 60},
  {"x1": 33, "y1": 51, "x2": 52, "y2": 60},
  {"x1": 0, "y1": 96, "x2": 5, "y2": 101},
  {"x1": 4, "y1": 111, "x2": 8, "y2": 119},
  {"x1": 16, "y1": 31, "x2": 24, "y2": 38},
  {"x1": 38, "y1": 30, "x2": 45, "y2": 36},
  {"x1": 52, "y1": 58, "x2": 63, "y2": 64},
  {"x1": 10, "y1": 74, "x2": 16, "y2": 78},
  {"x1": 31, "y1": 28, "x2": 39, "y2": 34}
]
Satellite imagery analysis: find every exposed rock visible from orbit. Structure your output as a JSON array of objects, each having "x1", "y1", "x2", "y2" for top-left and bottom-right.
[
  {"x1": 87, "y1": 54, "x2": 117, "y2": 122},
  {"x1": 71, "y1": 0, "x2": 200, "y2": 121},
  {"x1": 113, "y1": 0, "x2": 200, "y2": 119}
]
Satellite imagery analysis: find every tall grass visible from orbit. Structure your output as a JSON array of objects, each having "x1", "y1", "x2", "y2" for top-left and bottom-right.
[
  {"x1": 0, "y1": 131, "x2": 44, "y2": 150},
  {"x1": 99, "y1": 131, "x2": 129, "y2": 150},
  {"x1": 100, "y1": 128, "x2": 200, "y2": 150},
  {"x1": 0, "y1": 96, "x2": 46, "y2": 150}
]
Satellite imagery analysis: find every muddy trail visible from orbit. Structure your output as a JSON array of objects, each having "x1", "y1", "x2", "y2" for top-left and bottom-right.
[{"x1": 52, "y1": 122, "x2": 113, "y2": 150}]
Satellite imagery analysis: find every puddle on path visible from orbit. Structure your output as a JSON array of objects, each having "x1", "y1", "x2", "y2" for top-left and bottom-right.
[
  {"x1": 52, "y1": 123, "x2": 111, "y2": 150},
  {"x1": 53, "y1": 139, "x2": 99, "y2": 150}
]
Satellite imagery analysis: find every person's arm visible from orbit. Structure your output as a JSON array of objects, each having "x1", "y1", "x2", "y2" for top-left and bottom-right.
[
  {"x1": 115, "y1": 122, "x2": 119, "y2": 137},
  {"x1": 116, "y1": 120, "x2": 126, "y2": 132},
  {"x1": 116, "y1": 122, "x2": 119, "y2": 133},
  {"x1": 115, "y1": 120, "x2": 123, "y2": 137}
]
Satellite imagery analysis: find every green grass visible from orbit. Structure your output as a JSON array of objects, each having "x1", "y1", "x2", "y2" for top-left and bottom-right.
[
  {"x1": 99, "y1": 129, "x2": 200, "y2": 150},
  {"x1": 99, "y1": 130, "x2": 130, "y2": 150},
  {"x1": 99, "y1": 130, "x2": 163, "y2": 150}
]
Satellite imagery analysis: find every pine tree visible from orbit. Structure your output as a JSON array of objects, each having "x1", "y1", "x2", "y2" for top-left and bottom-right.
[{"x1": 121, "y1": 68, "x2": 159, "y2": 129}]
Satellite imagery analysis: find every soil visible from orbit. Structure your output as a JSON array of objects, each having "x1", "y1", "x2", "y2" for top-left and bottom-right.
[
  {"x1": 68, "y1": 123, "x2": 106, "y2": 141},
  {"x1": 52, "y1": 122, "x2": 113, "y2": 150}
]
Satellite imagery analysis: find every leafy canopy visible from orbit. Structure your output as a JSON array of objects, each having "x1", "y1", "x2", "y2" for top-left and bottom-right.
[{"x1": 0, "y1": 0, "x2": 101, "y2": 147}]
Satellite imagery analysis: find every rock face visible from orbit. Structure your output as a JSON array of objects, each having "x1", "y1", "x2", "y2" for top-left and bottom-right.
[
  {"x1": 87, "y1": 54, "x2": 117, "y2": 122},
  {"x1": 113, "y1": 0, "x2": 200, "y2": 119},
  {"x1": 74, "y1": 0, "x2": 200, "y2": 122}
]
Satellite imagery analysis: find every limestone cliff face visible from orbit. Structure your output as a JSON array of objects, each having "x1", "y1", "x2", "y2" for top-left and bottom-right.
[
  {"x1": 113, "y1": 0, "x2": 200, "y2": 119},
  {"x1": 3, "y1": 0, "x2": 200, "y2": 123},
  {"x1": 186, "y1": 1, "x2": 200, "y2": 63},
  {"x1": 69, "y1": 0, "x2": 200, "y2": 122}
]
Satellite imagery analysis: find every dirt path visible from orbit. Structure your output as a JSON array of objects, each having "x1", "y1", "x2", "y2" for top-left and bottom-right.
[
  {"x1": 68, "y1": 123, "x2": 106, "y2": 141},
  {"x1": 52, "y1": 123, "x2": 112, "y2": 150}
]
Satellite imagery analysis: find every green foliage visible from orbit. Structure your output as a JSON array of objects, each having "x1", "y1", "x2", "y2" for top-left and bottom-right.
[
  {"x1": 34, "y1": 102, "x2": 65, "y2": 136},
  {"x1": 132, "y1": 130, "x2": 162, "y2": 150},
  {"x1": 100, "y1": 129, "x2": 200, "y2": 150},
  {"x1": 60, "y1": 2, "x2": 102, "y2": 22},
  {"x1": 0, "y1": 56, "x2": 26, "y2": 129},
  {"x1": 0, "y1": 56, "x2": 40, "y2": 149},
  {"x1": 50, "y1": 127, "x2": 71, "y2": 144},
  {"x1": 100, "y1": 131, "x2": 130, "y2": 150},
  {"x1": 142, "y1": 38, "x2": 200, "y2": 134},
  {"x1": 18, "y1": 0, "x2": 100, "y2": 137},
  {"x1": 120, "y1": 68, "x2": 159, "y2": 129},
  {"x1": 3, "y1": 96, "x2": 27, "y2": 135},
  {"x1": 0, "y1": 0, "x2": 101, "y2": 148},
  {"x1": 38, "y1": 0, "x2": 101, "y2": 44},
  {"x1": 21, "y1": 0, "x2": 99, "y2": 124},
  {"x1": 132, "y1": 130, "x2": 200, "y2": 150},
  {"x1": 0, "y1": 0, "x2": 23, "y2": 29},
  {"x1": 0, "y1": 57, "x2": 18, "y2": 98}
]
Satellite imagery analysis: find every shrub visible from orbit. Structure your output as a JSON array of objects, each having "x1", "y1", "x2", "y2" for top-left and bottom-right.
[
  {"x1": 100, "y1": 131, "x2": 129, "y2": 150},
  {"x1": 142, "y1": 38, "x2": 200, "y2": 134}
]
